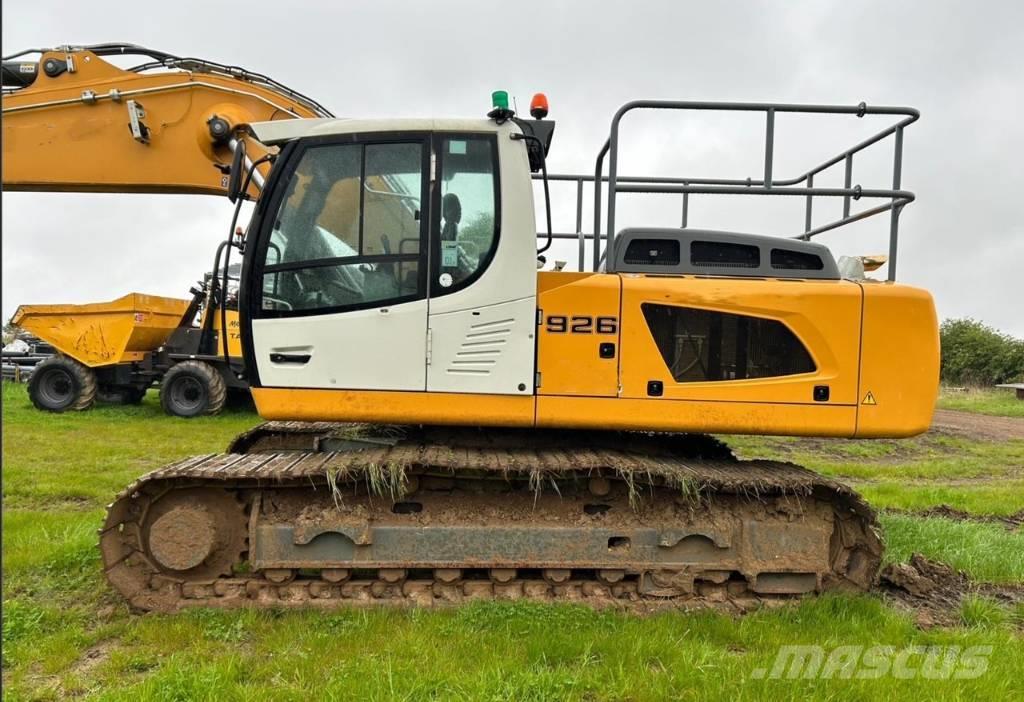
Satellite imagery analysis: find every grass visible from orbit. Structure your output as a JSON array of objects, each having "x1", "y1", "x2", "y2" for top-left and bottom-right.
[
  {"x1": 859, "y1": 481, "x2": 1024, "y2": 517},
  {"x1": 937, "y1": 387, "x2": 1024, "y2": 418},
  {"x1": 726, "y1": 432, "x2": 1024, "y2": 518},
  {"x1": 2, "y1": 381, "x2": 1023, "y2": 700},
  {"x1": 880, "y1": 514, "x2": 1024, "y2": 583}
]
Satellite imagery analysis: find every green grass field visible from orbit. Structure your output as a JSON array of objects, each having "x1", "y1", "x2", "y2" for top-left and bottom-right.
[
  {"x1": 2, "y1": 382, "x2": 1022, "y2": 700},
  {"x1": 937, "y1": 387, "x2": 1024, "y2": 418}
]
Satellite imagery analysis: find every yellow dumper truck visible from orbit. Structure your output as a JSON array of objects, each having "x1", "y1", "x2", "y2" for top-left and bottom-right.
[{"x1": 12, "y1": 279, "x2": 245, "y2": 417}]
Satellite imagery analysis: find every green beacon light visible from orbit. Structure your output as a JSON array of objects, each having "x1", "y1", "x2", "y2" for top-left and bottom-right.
[{"x1": 491, "y1": 90, "x2": 509, "y2": 111}]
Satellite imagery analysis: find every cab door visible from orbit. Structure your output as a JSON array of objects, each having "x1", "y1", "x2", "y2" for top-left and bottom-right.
[
  {"x1": 424, "y1": 133, "x2": 538, "y2": 396},
  {"x1": 247, "y1": 136, "x2": 431, "y2": 391}
]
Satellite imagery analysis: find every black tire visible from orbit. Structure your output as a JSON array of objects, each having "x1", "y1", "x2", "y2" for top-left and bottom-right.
[
  {"x1": 159, "y1": 361, "x2": 226, "y2": 418},
  {"x1": 124, "y1": 386, "x2": 149, "y2": 404},
  {"x1": 225, "y1": 387, "x2": 255, "y2": 410},
  {"x1": 97, "y1": 384, "x2": 149, "y2": 405},
  {"x1": 27, "y1": 355, "x2": 98, "y2": 412}
]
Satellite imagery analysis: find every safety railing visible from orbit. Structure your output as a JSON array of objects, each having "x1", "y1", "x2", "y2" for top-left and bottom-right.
[{"x1": 533, "y1": 100, "x2": 918, "y2": 280}]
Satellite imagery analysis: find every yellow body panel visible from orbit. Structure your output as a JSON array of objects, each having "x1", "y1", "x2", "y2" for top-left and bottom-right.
[
  {"x1": 855, "y1": 283, "x2": 939, "y2": 437},
  {"x1": 536, "y1": 396, "x2": 857, "y2": 436},
  {"x1": 537, "y1": 272, "x2": 620, "y2": 396},
  {"x1": 199, "y1": 309, "x2": 244, "y2": 359},
  {"x1": 252, "y1": 388, "x2": 535, "y2": 427},
  {"x1": 619, "y1": 275, "x2": 863, "y2": 406},
  {"x1": 12, "y1": 293, "x2": 190, "y2": 367}
]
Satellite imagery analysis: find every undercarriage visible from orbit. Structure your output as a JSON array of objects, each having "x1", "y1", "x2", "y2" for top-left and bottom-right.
[{"x1": 100, "y1": 423, "x2": 881, "y2": 611}]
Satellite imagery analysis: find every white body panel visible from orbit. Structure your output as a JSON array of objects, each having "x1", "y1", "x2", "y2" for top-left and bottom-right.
[
  {"x1": 427, "y1": 296, "x2": 536, "y2": 394},
  {"x1": 251, "y1": 301, "x2": 426, "y2": 390}
]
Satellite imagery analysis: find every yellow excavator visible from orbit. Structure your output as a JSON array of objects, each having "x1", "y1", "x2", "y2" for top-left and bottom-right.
[{"x1": 3, "y1": 45, "x2": 939, "y2": 611}]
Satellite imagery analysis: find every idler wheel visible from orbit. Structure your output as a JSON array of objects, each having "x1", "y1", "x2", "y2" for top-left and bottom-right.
[
  {"x1": 148, "y1": 505, "x2": 216, "y2": 571},
  {"x1": 142, "y1": 487, "x2": 246, "y2": 579}
]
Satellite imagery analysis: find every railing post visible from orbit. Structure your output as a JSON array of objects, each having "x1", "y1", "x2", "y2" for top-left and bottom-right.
[
  {"x1": 575, "y1": 178, "x2": 584, "y2": 271},
  {"x1": 606, "y1": 121, "x2": 621, "y2": 271},
  {"x1": 843, "y1": 154, "x2": 853, "y2": 218},
  {"x1": 681, "y1": 186, "x2": 689, "y2": 228},
  {"x1": 888, "y1": 126, "x2": 904, "y2": 281},
  {"x1": 764, "y1": 108, "x2": 775, "y2": 189},
  {"x1": 593, "y1": 141, "x2": 609, "y2": 272},
  {"x1": 803, "y1": 173, "x2": 814, "y2": 240}
]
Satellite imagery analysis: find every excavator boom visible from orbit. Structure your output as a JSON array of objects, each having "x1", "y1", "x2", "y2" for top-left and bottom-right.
[{"x1": 2, "y1": 43, "x2": 332, "y2": 196}]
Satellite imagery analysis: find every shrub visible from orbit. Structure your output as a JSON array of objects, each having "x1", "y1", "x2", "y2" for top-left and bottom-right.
[{"x1": 940, "y1": 318, "x2": 1024, "y2": 386}]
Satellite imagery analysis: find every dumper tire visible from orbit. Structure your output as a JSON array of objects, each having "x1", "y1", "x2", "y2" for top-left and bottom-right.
[
  {"x1": 160, "y1": 361, "x2": 226, "y2": 418},
  {"x1": 98, "y1": 385, "x2": 149, "y2": 405},
  {"x1": 124, "y1": 386, "x2": 149, "y2": 404},
  {"x1": 27, "y1": 355, "x2": 97, "y2": 412}
]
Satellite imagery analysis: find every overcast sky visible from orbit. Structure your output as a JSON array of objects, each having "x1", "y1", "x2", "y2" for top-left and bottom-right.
[{"x1": 3, "y1": 0, "x2": 1022, "y2": 336}]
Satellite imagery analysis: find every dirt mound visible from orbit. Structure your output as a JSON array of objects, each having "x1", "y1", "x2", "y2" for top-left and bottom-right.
[{"x1": 880, "y1": 554, "x2": 1024, "y2": 628}]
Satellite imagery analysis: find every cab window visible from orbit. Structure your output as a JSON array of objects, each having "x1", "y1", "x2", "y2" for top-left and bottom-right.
[
  {"x1": 259, "y1": 140, "x2": 426, "y2": 314},
  {"x1": 433, "y1": 136, "x2": 499, "y2": 295}
]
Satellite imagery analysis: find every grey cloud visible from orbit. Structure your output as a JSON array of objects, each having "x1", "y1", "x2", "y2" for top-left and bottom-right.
[{"x1": 2, "y1": 0, "x2": 1022, "y2": 334}]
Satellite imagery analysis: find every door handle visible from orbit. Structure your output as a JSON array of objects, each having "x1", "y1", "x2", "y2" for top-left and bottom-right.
[{"x1": 269, "y1": 353, "x2": 311, "y2": 364}]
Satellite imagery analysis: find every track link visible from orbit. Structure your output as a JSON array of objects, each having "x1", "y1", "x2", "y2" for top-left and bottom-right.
[{"x1": 101, "y1": 424, "x2": 882, "y2": 612}]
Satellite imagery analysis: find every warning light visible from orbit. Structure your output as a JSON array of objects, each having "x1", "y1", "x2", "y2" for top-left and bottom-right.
[
  {"x1": 488, "y1": 90, "x2": 515, "y2": 123},
  {"x1": 530, "y1": 93, "x2": 549, "y2": 119},
  {"x1": 491, "y1": 90, "x2": 509, "y2": 112}
]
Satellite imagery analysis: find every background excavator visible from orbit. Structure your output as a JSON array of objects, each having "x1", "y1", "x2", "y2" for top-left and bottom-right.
[
  {"x1": 3, "y1": 44, "x2": 939, "y2": 611},
  {"x1": 3, "y1": 44, "x2": 332, "y2": 415}
]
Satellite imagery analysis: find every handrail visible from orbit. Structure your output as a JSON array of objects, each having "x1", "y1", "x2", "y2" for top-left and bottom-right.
[{"x1": 533, "y1": 100, "x2": 918, "y2": 280}]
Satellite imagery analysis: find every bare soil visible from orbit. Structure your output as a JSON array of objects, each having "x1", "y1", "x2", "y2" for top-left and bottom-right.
[
  {"x1": 932, "y1": 409, "x2": 1024, "y2": 441},
  {"x1": 880, "y1": 554, "x2": 1024, "y2": 628}
]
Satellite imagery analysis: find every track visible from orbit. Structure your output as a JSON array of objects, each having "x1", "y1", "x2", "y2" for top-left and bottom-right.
[{"x1": 100, "y1": 423, "x2": 882, "y2": 612}]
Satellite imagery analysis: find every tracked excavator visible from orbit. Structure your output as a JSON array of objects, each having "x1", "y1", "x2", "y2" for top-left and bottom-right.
[{"x1": 3, "y1": 45, "x2": 939, "y2": 611}]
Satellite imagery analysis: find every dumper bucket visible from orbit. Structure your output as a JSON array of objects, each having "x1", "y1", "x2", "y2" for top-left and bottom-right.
[{"x1": 11, "y1": 294, "x2": 191, "y2": 367}]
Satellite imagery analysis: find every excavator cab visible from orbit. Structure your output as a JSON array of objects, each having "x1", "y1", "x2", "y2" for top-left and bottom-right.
[{"x1": 239, "y1": 119, "x2": 538, "y2": 402}]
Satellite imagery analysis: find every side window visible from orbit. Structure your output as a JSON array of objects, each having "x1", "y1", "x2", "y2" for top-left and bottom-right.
[
  {"x1": 260, "y1": 141, "x2": 425, "y2": 314},
  {"x1": 434, "y1": 136, "x2": 498, "y2": 294},
  {"x1": 641, "y1": 303, "x2": 816, "y2": 382}
]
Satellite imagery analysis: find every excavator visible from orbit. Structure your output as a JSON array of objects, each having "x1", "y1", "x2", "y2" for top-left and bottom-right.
[{"x1": 2, "y1": 44, "x2": 939, "y2": 611}]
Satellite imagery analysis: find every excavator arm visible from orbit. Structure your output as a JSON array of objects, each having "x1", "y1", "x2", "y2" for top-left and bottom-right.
[{"x1": 1, "y1": 43, "x2": 332, "y2": 196}]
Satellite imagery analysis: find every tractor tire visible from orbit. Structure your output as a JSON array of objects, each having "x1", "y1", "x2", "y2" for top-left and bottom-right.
[
  {"x1": 27, "y1": 355, "x2": 98, "y2": 412},
  {"x1": 160, "y1": 361, "x2": 226, "y2": 418}
]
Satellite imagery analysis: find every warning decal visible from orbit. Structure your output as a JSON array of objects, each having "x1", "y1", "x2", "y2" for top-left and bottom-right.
[{"x1": 862, "y1": 391, "x2": 877, "y2": 406}]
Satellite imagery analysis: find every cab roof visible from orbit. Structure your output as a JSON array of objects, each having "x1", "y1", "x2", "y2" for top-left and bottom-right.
[{"x1": 250, "y1": 118, "x2": 505, "y2": 145}]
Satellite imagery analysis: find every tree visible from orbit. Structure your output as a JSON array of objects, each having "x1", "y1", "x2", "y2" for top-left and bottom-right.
[{"x1": 940, "y1": 318, "x2": 1024, "y2": 386}]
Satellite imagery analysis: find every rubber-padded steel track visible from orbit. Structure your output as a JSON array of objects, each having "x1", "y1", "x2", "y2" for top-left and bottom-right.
[{"x1": 101, "y1": 423, "x2": 882, "y2": 611}]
